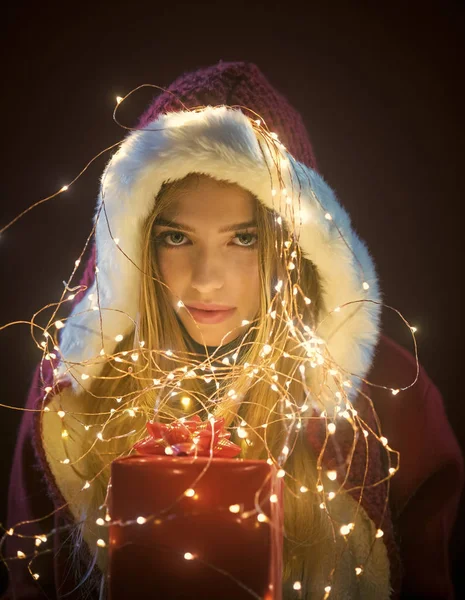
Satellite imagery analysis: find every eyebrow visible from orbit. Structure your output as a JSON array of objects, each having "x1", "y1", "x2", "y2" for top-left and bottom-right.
[{"x1": 154, "y1": 218, "x2": 258, "y2": 233}]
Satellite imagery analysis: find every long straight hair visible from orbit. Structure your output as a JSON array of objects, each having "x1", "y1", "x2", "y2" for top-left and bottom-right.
[{"x1": 68, "y1": 172, "x2": 340, "y2": 597}]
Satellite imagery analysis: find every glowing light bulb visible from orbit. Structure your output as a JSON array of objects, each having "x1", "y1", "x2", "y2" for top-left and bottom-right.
[
  {"x1": 363, "y1": 429, "x2": 369, "y2": 438},
  {"x1": 17, "y1": 550, "x2": 26, "y2": 559},
  {"x1": 317, "y1": 484, "x2": 324, "y2": 492},
  {"x1": 82, "y1": 481, "x2": 90, "y2": 490},
  {"x1": 270, "y1": 494, "x2": 278, "y2": 503},
  {"x1": 184, "y1": 552, "x2": 194, "y2": 560},
  {"x1": 54, "y1": 320, "x2": 65, "y2": 329},
  {"x1": 255, "y1": 119, "x2": 261, "y2": 126},
  {"x1": 410, "y1": 326, "x2": 417, "y2": 333},
  {"x1": 114, "y1": 334, "x2": 123, "y2": 342},
  {"x1": 376, "y1": 529, "x2": 384, "y2": 538},
  {"x1": 241, "y1": 319, "x2": 250, "y2": 326},
  {"x1": 137, "y1": 516, "x2": 147, "y2": 524},
  {"x1": 61, "y1": 429, "x2": 68, "y2": 438},
  {"x1": 327, "y1": 492, "x2": 336, "y2": 500},
  {"x1": 81, "y1": 373, "x2": 89, "y2": 380},
  {"x1": 300, "y1": 485, "x2": 308, "y2": 493},
  {"x1": 96, "y1": 518, "x2": 105, "y2": 526},
  {"x1": 164, "y1": 446, "x2": 174, "y2": 455},
  {"x1": 324, "y1": 213, "x2": 332, "y2": 221},
  {"x1": 237, "y1": 427, "x2": 248, "y2": 439},
  {"x1": 327, "y1": 423, "x2": 336, "y2": 434},
  {"x1": 340, "y1": 524, "x2": 351, "y2": 536},
  {"x1": 184, "y1": 488, "x2": 195, "y2": 497},
  {"x1": 392, "y1": 389, "x2": 400, "y2": 396},
  {"x1": 62, "y1": 458, "x2": 70, "y2": 464},
  {"x1": 131, "y1": 353, "x2": 139, "y2": 362},
  {"x1": 257, "y1": 513, "x2": 267, "y2": 522},
  {"x1": 325, "y1": 586, "x2": 331, "y2": 593},
  {"x1": 181, "y1": 396, "x2": 191, "y2": 408},
  {"x1": 96, "y1": 539, "x2": 106, "y2": 548},
  {"x1": 229, "y1": 504, "x2": 241, "y2": 513},
  {"x1": 177, "y1": 300, "x2": 184, "y2": 308},
  {"x1": 389, "y1": 467, "x2": 396, "y2": 475},
  {"x1": 277, "y1": 469, "x2": 286, "y2": 478},
  {"x1": 32, "y1": 573, "x2": 40, "y2": 580},
  {"x1": 116, "y1": 96, "x2": 123, "y2": 104},
  {"x1": 362, "y1": 282, "x2": 370, "y2": 290},
  {"x1": 61, "y1": 185, "x2": 69, "y2": 192},
  {"x1": 380, "y1": 436, "x2": 388, "y2": 447},
  {"x1": 327, "y1": 470, "x2": 337, "y2": 481},
  {"x1": 57, "y1": 410, "x2": 65, "y2": 418},
  {"x1": 263, "y1": 344, "x2": 272, "y2": 355},
  {"x1": 355, "y1": 567, "x2": 363, "y2": 575}
]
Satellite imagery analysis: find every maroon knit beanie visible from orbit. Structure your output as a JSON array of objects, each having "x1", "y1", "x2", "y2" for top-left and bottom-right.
[{"x1": 137, "y1": 60, "x2": 318, "y2": 171}]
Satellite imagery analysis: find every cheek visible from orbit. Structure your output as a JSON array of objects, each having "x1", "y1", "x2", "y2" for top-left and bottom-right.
[
  {"x1": 157, "y1": 251, "x2": 186, "y2": 294},
  {"x1": 232, "y1": 253, "x2": 261, "y2": 309}
]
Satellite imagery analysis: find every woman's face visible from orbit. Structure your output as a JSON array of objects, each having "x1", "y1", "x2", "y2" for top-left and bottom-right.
[{"x1": 154, "y1": 177, "x2": 261, "y2": 346}]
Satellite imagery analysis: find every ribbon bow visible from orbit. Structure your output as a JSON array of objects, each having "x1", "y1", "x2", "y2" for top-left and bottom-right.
[{"x1": 133, "y1": 415, "x2": 241, "y2": 458}]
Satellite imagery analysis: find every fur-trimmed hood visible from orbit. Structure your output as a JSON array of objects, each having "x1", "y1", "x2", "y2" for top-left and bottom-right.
[{"x1": 56, "y1": 104, "x2": 381, "y2": 396}]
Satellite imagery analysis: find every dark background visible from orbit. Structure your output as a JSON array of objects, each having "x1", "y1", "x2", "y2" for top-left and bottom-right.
[{"x1": 2, "y1": 1, "x2": 464, "y2": 596}]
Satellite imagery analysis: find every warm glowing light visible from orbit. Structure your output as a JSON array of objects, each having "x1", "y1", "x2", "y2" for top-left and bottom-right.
[
  {"x1": 410, "y1": 326, "x2": 417, "y2": 333},
  {"x1": 270, "y1": 494, "x2": 278, "y2": 503},
  {"x1": 96, "y1": 518, "x2": 105, "y2": 526},
  {"x1": 61, "y1": 429, "x2": 68, "y2": 438},
  {"x1": 116, "y1": 96, "x2": 123, "y2": 104},
  {"x1": 376, "y1": 529, "x2": 384, "y2": 538},
  {"x1": 389, "y1": 467, "x2": 396, "y2": 475},
  {"x1": 241, "y1": 319, "x2": 250, "y2": 326},
  {"x1": 60, "y1": 185, "x2": 69, "y2": 192},
  {"x1": 57, "y1": 410, "x2": 66, "y2": 418},
  {"x1": 392, "y1": 389, "x2": 400, "y2": 395},
  {"x1": 327, "y1": 423, "x2": 336, "y2": 434},
  {"x1": 137, "y1": 516, "x2": 147, "y2": 525},
  {"x1": 237, "y1": 427, "x2": 248, "y2": 439},
  {"x1": 317, "y1": 484, "x2": 324, "y2": 492},
  {"x1": 54, "y1": 320, "x2": 65, "y2": 329},
  {"x1": 181, "y1": 396, "x2": 191, "y2": 408},
  {"x1": 355, "y1": 567, "x2": 363, "y2": 575},
  {"x1": 327, "y1": 470, "x2": 337, "y2": 481},
  {"x1": 340, "y1": 524, "x2": 351, "y2": 536},
  {"x1": 257, "y1": 513, "x2": 267, "y2": 522},
  {"x1": 229, "y1": 504, "x2": 241, "y2": 513},
  {"x1": 17, "y1": 551, "x2": 25, "y2": 559},
  {"x1": 293, "y1": 581, "x2": 302, "y2": 590},
  {"x1": 97, "y1": 539, "x2": 106, "y2": 548},
  {"x1": 184, "y1": 488, "x2": 195, "y2": 497},
  {"x1": 363, "y1": 282, "x2": 370, "y2": 290},
  {"x1": 380, "y1": 436, "x2": 388, "y2": 447},
  {"x1": 32, "y1": 573, "x2": 40, "y2": 580},
  {"x1": 299, "y1": 485, "x2": 308, "y2": 493},
  {"x1": 328, "y1": 492, "x2": 336, "y2": 500},
  {"x1": 277, "y1": 469, "x2": 286, "y2": 478},
  {"x1": 115, "y1": 334, "x2": 124, "y2": 342},
  {"x1": 324, "y1": 213, "x2": 332, "y2": 221},
  {"x1": 184, "y1": 552, "x2": 194, "y2": 560},
  {"x1": 82, "y1": 481, "x2": 90, "y2": 490},
  {"x1": 164, "y1": 446, "x2": 174, "y2": 455}
]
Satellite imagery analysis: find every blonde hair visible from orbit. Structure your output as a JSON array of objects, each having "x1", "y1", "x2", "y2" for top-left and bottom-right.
[{"x1": 69, "y1": 172, "x2": 340, "y2": 596}]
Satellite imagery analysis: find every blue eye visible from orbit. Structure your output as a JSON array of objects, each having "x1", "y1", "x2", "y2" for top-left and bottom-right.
[
  {"x1": 234, "y1": 232, "x2": 258, "y2": 247},
  {"x1": 156, "y1": 231, "x2": 188, "y2": 247}
]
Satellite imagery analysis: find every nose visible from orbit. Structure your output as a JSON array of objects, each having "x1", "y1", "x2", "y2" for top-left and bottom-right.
[{"x1": 190, "y1": 247, "x2": 225, "y2": 294}]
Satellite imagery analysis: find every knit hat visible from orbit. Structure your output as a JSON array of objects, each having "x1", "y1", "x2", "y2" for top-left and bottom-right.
[{"x1": 56, "y1": 60, "x2": 382, "y2": 399}]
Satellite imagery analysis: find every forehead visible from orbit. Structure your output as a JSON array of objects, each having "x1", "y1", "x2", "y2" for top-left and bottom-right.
[{"x1": 161, "y1": 178, "x2": 256, "y2": 226}]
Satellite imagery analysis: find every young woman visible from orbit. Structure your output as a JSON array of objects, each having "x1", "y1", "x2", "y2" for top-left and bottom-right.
[{"x1": 4, "y1": 61, "x2": 463, "y2": 599}]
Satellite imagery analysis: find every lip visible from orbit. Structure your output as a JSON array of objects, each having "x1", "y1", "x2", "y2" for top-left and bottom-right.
[
  {"x1": 187, "y1": 302, "x2": 235, "y2": 311},
  {"x1": 185, "y1": 305, "x2": 237, "y2": 324}
]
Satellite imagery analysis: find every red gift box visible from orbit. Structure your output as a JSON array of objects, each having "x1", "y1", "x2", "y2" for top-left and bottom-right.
[{"x1": 108, "y1": 455, "x2": 283, "y2": 599}]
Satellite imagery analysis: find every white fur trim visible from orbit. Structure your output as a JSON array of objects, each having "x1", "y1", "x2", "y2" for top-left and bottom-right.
[{"x1": 56, "y1": 106, "x2": 381, "y2": 394}]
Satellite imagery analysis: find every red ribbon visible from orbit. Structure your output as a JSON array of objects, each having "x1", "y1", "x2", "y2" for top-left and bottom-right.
[{"x1": 133, "y1": 415, "x2": 241, "y2": 458}]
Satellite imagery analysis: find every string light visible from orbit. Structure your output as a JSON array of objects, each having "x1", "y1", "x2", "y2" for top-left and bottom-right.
[{"x1": 0, "y1": 104, "x2": 414, "y2": 596}]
